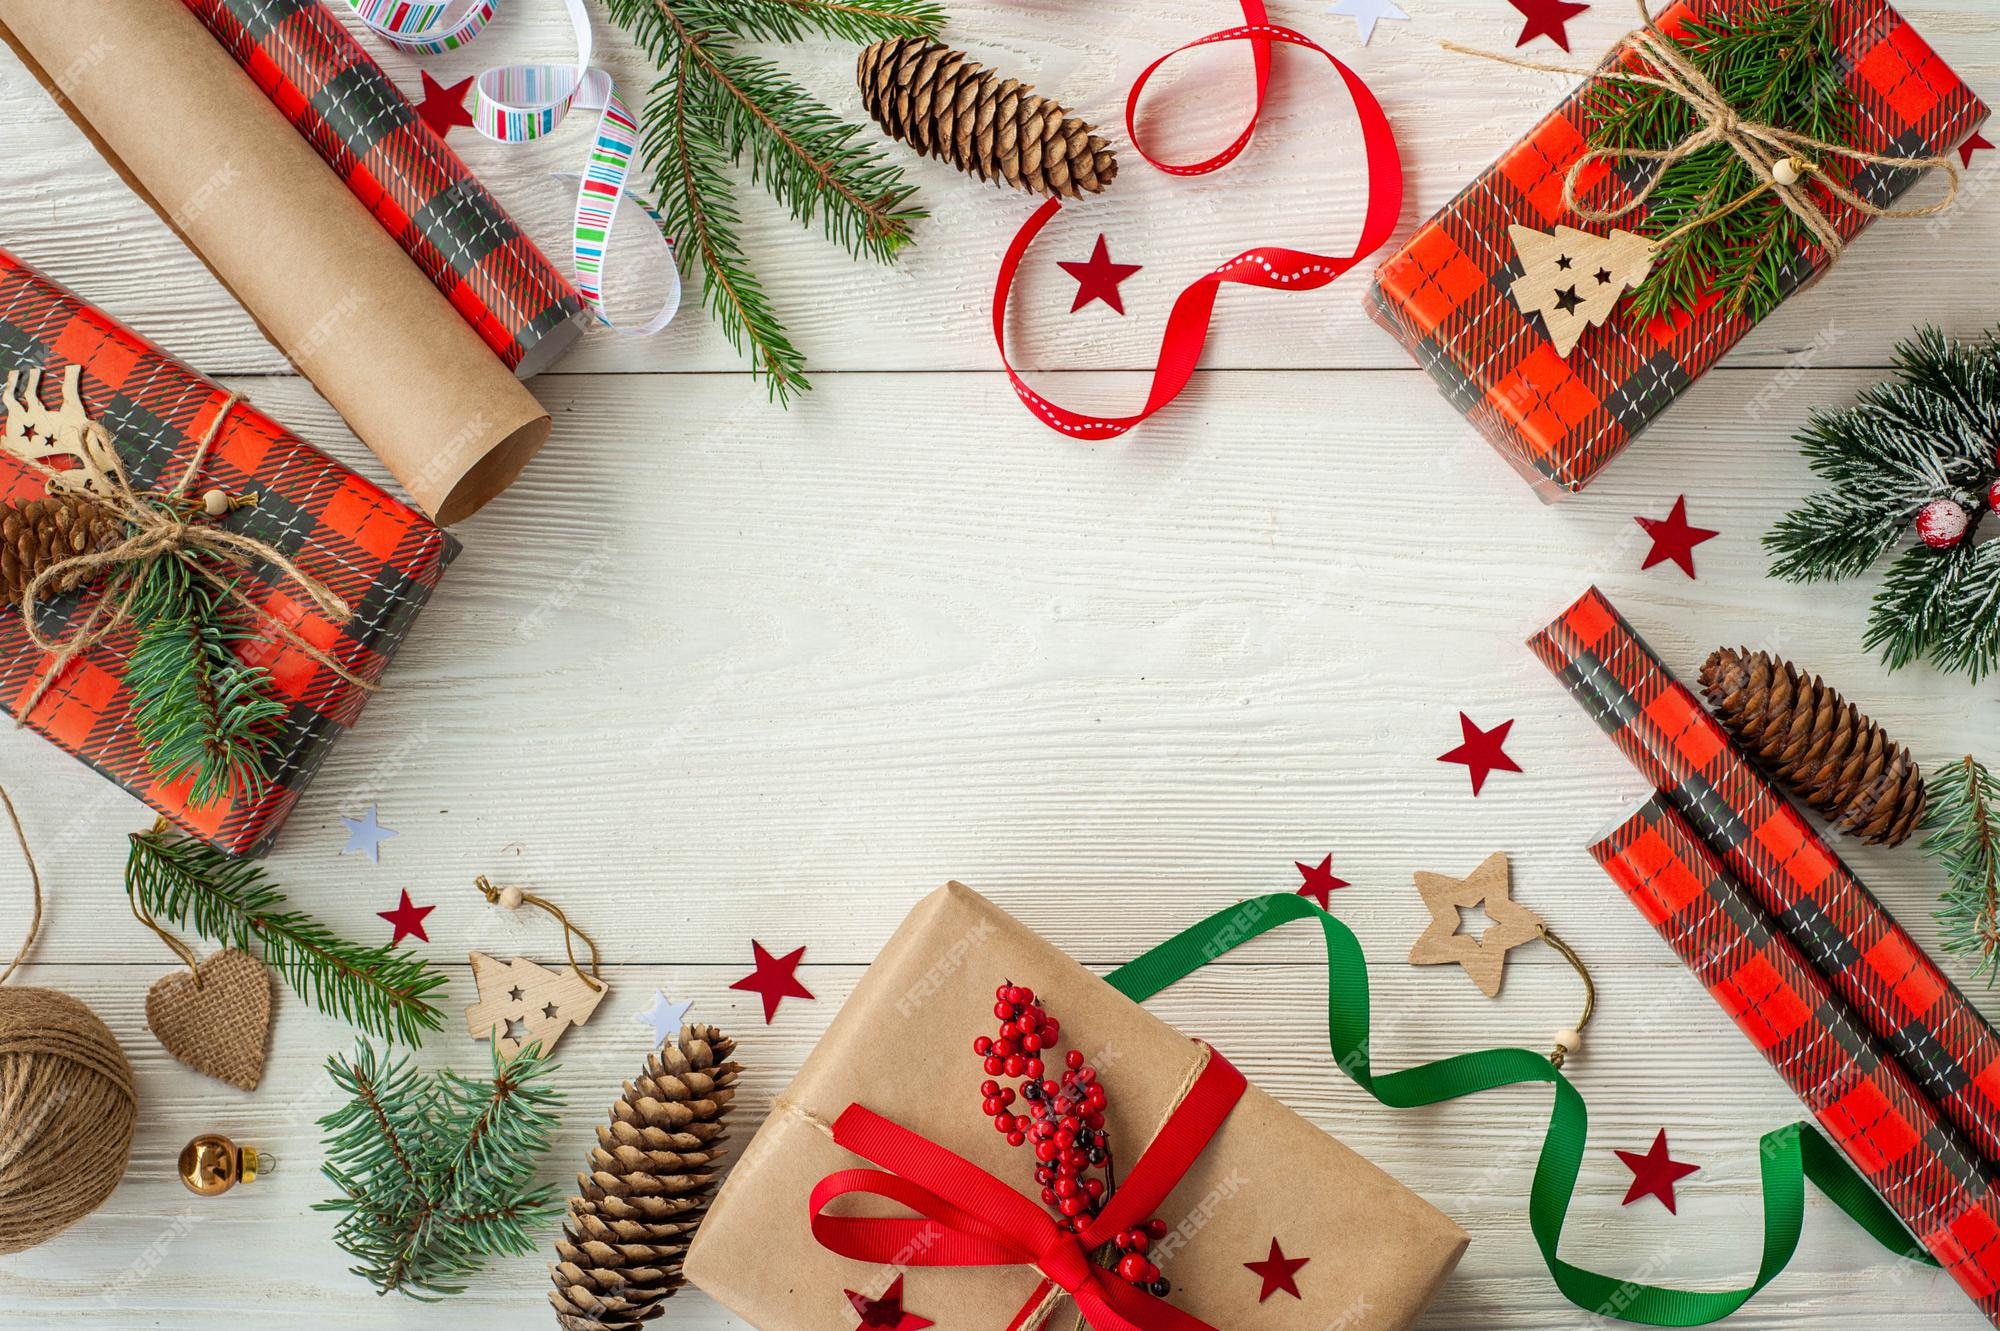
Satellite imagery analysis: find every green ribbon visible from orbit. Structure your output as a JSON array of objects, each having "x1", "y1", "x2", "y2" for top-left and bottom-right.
[{"x1": 1105, "y1": 892, "x2": 1938, "y2": 1325}]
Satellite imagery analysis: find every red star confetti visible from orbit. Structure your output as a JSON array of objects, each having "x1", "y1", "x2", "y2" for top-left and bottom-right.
[
  {"x1": 1636, "y1": 495, "x2": 1720, "y2": 579},
  {"x1": 845, "y1": 1275, "x2": 935, "y2": 1330},
  {"x1": 1438, "y1": 712, "x2": 1522, "y2": 796},
  {"x1": 1616, "y1": 1129, "x2": 1699, "y2": 1213},
  {"x1": 1058, "y1": 235, "x2": 1143, "y2": 315},
  {"x1": 730, "y1": 940, "x2": 815, "y2": 1023},
  {"x1": 1295, "y1": 854, "x2": 1350, "y2": 909},
  {"x1": 414, "y1": 71, "x2": 476, "y2": 140},
  {"x1": 1509, "y1": 0, "x2": 1590, "y2": 51},
  {"x1": 377, "y1": 889, "x2": 435, "y2": 946},
  {"x1": 1961, "y1": 132, "x2": 1994, "y2": 169},
  {"x1": 1245, "y1": 1237, "x2": 1310, "y2": 1302}
]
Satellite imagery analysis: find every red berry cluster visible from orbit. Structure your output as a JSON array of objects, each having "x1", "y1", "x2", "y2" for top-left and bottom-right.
[{"x1": 974, "y1": 983, "x2": 1172, "y2": 1299}]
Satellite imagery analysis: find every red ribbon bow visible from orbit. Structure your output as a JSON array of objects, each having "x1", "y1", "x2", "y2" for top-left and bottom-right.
[{"x1": 810, "y1": 1043, "x2": 1247, "y2": 1331}]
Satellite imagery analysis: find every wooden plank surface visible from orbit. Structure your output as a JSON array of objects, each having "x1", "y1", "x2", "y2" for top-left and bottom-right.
[{"x1": 2, "y1": 1, "x2": 1998, "y2": 1328}]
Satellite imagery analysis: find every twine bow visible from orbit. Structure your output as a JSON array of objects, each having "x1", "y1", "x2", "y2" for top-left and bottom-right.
[
  {"x1": 1448, "y1": 0, "x2": 1960, "y2": 255},
  {"x1": 10, "y1": 389, "x2": 372, "y2": 720}
]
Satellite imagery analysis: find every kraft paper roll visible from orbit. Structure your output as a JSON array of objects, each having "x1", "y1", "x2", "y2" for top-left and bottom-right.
[{"x1": 0, "y1": 0, "x2": 550, "y2": 524}]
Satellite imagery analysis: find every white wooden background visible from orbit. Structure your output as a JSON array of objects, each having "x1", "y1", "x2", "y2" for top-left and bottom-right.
[{"x1": 1, "y1": 1, "x2": 1998, "y2": 1328}]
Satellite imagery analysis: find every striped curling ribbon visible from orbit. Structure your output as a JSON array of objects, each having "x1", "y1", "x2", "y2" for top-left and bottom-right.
[{"x1": 342, "y1": 0, "x2": 680, "y2": 336}]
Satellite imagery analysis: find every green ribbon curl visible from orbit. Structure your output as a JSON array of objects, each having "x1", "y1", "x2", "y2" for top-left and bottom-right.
[{"x1": 1105, "y1": 892, "x2": 1937, "y2": 1325}]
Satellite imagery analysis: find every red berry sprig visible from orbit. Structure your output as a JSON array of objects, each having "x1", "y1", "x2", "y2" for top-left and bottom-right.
[{"x1": 974, "y1": 982, "x2": 1172, "y2": 1298}]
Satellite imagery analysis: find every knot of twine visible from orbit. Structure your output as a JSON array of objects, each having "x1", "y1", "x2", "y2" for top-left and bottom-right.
[
  {"x1": 0, "y1": 784, "x2": 141, "y2": 1257},
  {"x1": 1447, "y1": 0, "x2": 1960, "y2": 255},
  {"x1": 13, "y1": 391, "x2": 372, "y2": 720}
]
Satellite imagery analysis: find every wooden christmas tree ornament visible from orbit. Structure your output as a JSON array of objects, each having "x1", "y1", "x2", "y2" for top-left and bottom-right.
[
  {"x1": 1507, "y1": 225, "x2": 1656, "y2": 357},
  {"x1": 466, "y1": 877, "x2": 610, "y2": 1058}
]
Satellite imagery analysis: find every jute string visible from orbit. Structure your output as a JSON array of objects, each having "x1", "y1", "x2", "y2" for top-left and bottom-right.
[
  {"x1": 1444, "y1": 0, "x2": 1960, "y2": 253},
  {"x1": 9, "y1": 387, "x2": 375, "y2": 722},
  {"x1": 128, "y1": 817, "x2": 207, "y2": 986},
  {"x1": 0, "y1": 783, "x2": 141, "y2": 1255},
  {"x1": 476, "y1": 876, "x2": 606, "y2": 992}
]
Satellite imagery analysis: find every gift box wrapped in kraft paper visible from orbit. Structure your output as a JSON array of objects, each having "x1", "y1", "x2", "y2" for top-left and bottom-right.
[{"x1": 684, "y1": 882, "x2": 1468, "y2": 1331}]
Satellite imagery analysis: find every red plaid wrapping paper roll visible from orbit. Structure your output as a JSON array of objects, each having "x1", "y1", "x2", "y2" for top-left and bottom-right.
[
  {"x1": 1531, "y1": 586, "x2": 2000, "y2": 1169},
  {"x1": 1363, "y1": 0, "x2": 1989, "y2": 500},
  {"x1": 1592, "y1": 796, "x2": 2000, "y2": 1321},
  {"x1": 0, "y1": 248, "x2": 455, "y2": 856},
  {"x1": 182, "y1": 0, "x2": 587, "y2": 376}
]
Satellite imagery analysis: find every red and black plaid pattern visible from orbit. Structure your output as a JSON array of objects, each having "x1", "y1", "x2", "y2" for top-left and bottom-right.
[
  {"x1": 1593, "y1": 797, "x2": 2000, "y2": 1321},
  {"x1": 1364, "y1": 0, "x2": 1989, "y2": 499},
  {"x1": 182, "y1": 0, "x2": 586, "y2": 376},
  {"x1": 0, "y1": 248, "x2": 456, "y2": 856},
  {"x1": 1532, "y1": 586, "x2": 2000, "y2": 1169}
]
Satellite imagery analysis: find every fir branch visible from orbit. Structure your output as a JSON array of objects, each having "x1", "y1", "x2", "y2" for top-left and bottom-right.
[
  {"x1": 1767, "y1": 326, "x2": 2000, "y2": 680},
  {"x1": 603, "y1": 0, "x2": 945, "y2": 401},
  {"x1": 126, "y1": 554, "x2": 284, "y2": 808},
  {"x1": 317, "y1": 1041, "x2": 564, "y2": 1299},
  {"x1": 125, "y1": 825, "x2": 446, "y2": 1044},
  {"x1": 1927, "y1": 756, "x2": 2000, "y2": 985},
  {"x1": 672, "y1": 0, "x2": 946, "y2": 46},
  {"x1": 1586, "y1": 0, "x2": 1854, "y2": 321}
]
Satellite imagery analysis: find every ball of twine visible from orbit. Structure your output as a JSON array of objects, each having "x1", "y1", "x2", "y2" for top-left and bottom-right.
[
  {"x1": 0, "y1": 784, "x2": 138, "y2": 1254},
  {"x1": 0, "y1": 986, "x2": 137, "y2": 1254}
]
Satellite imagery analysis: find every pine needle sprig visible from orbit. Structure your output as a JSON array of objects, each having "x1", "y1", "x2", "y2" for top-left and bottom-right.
[
  {"x1": 125, "y1": 552, "x2": 284, "y2": 807},
  {"x1": 318, "y1": 1040, "x2": 565, "y2": 1299},
  {"x1": 125, "y1": 824, "x2": 446, "y2": 1044},
  {"x1": 604, "y1": 0, "x2": 946, "y2": 401},
  {"x1": 1927, "y1": 756, "x2": 2000, "y2": 985},
  {"x1": 1766, "y1": 326, "x2": 2000, "y2": 680},
  {"x1": 1586, "y1": 0, "x2": 1854, "y2": 321}
]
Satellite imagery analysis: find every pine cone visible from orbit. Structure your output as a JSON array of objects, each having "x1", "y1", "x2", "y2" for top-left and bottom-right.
[
  {"x1": 1700, "y1": 647, "x2": 1927, "y2": 847},
  {"x1": 550, "y1": 1024, "x2": 740, "y2": 1331},
  {"x1": 0, "y1": 493, "x2": 123, "y2": 603},
  {"x1": 858, "y1": 37, "x2": 1117, "y2": 199}
]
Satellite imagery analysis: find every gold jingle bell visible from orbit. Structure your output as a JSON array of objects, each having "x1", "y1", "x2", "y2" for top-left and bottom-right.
[{"x1": 178, "y1": 1133, "x2": 272, "y2": 1196}]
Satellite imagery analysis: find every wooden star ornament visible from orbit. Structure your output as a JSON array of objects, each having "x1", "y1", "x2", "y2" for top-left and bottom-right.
[
  {"x1": 1408, "y1": 852, "x2": 1544, "y2": 997},
  {"x1": 465, "y1": 952, "x2": 610, "y2": 1058}
]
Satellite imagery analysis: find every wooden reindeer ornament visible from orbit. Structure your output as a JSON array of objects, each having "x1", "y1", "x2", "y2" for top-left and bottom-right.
[
  {"x1": 465, "y1": 876, "x2": 610, "y2": 1058},
  {"x1": 2, "y1": 365, "x2": 125, "y2": 492}
]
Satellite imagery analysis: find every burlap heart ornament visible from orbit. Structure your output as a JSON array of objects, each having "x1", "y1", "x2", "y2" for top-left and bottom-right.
[{"x1": 145, "y1": 949, "x2": 274, "y2": 1091}]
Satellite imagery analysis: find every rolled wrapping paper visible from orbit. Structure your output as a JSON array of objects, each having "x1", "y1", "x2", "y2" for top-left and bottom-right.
[
  {"x1": 1530, "y1": 586, "x2": 2000, "y2": 1166},
  {"x1": 0, "y1": 0, "x2": 549, "y2": 524},
  {"x1": 1591, "y1": 797, "x2": 2000, "y2": 1323},
  {"x1": 180, "y1": 0, "x2": 589, "y2": 376}
]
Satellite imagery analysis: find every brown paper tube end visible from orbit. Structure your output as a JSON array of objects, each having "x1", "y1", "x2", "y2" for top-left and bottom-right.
[{"x1": 432, "y1": 414, "x2": 552, "y2": 526}]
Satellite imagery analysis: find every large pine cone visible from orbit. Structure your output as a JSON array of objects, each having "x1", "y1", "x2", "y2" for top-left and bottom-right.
[
  {"x1": 0, "y1": 493, "x2": 124, "y2": 603},
  {"x1": 551, "y1": 1024, "x2": 740, "y2": 1331},
  {"x1": 1700, "y1": 647, "x2": 1927, "y2": 846},
  {"x1": 858, "y1": 37, "x2": 1117, "y2": 199}
]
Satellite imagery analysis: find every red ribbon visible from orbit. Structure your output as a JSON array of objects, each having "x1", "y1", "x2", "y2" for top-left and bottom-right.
[
  {"x1": 992, "y1": 0, "x2": 1405, "y2": 439},
  {"x1": 810, "y1": 1043, "x2": 1249, "y2": 1331}
]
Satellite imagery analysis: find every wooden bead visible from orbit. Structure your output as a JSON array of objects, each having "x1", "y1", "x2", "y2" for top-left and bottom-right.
[
  {"x1": 201, "y1": 488, "x2": 231, "y2": 517},
  {"x1": 497, "y1": 885, "x2": 525, "y2": 911},
  {"x1": 1773, "y1": 157, "x2": 1804, "y2": 187},
  {"x1": 1554, "y1": 1028, "x2": 1583, "y2": 1055}
]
